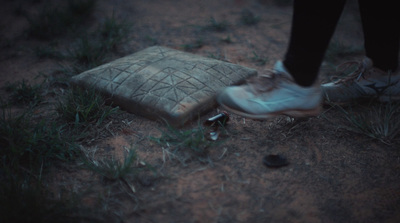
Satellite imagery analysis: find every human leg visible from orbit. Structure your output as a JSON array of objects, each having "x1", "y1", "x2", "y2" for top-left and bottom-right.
[
  {"x1": 321, "y1": 1, "x2": 400, "y2": 103},
  {"x1": 283, "y1": 0, "x2": 346, "y2": 87},
  {"x1": 216, "y1": 0, "x2": 352, "y2": 118},
  {"x1": 217, "y1": 0, "x2": 349, "y2": 118},
  {"x1": 358, "y1": 0, "x2": 400, "y2": 72}
]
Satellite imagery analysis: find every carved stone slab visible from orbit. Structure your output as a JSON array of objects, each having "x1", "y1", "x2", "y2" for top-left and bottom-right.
[{"x1": 71, "y1": 46, "x2": 257, "y2": 126}]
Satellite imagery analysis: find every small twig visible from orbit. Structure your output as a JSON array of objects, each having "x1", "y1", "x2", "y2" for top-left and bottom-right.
[{"x1": 218, "y1": 147, "x2": 228, "y2": 160}]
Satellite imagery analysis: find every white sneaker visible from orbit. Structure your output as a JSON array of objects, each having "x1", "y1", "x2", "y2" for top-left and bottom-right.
[
  {"x1": 322, "y1": 58, "x2": 400, "y2": 103},
  {"x1": 217, "y1": 61, "x2": 322, "y2": 119}
]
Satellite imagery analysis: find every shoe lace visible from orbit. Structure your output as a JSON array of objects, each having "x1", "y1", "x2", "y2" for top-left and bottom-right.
[
  {"x1": 333, "y1": 59, "x2": 372, "y2": 84},
  {"x1": 247, "y1": 70, "x2": 278, "y2": 93}
]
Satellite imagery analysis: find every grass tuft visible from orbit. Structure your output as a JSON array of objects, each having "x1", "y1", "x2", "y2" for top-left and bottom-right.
[
  {"x1": 83, "y1": 148, "x2": 150, "y2": 182},
  {"x1": 240, "y1": 9, "x2": 260, "y2": 25},
  {"x1": 0, "y1": 108, "x2": 78, "y2": 176},
  {"x1": 151, "y1": 123, "x2": 222, "y2": 165},
  {"x1": 68, "y1": 14, "x2": 130, "y2": 71},
  {"x1": 205, "y1": 17, "x2": 228, "y2": 32},
  {"x1": 181, "y1": 39, "x2": 204, "y2": 51},
  {"x1": 56, "y1": 87, "x2": 118, "y2": 126},
  {"x1": 34, "y1": 45, "x2": 66, "y2": 60},
  {"x1": 5, "y1": 80, "x2": 43, "y2": 106},
  {"x1": 220, "y1": 36, "x2": 232, "y2": 43},
  {"x1": 99, "y1": 13, "x2": 131, "y2": 51},
  {"x1": 251, "y1": 51, "x2": 269, "y2": 66},
  {"x1": 69, "y1": 34, "x2": 106, "y2": 67},
  {"x1": 332, "y1": 101, "x2": 400, "y2": 144},
  {"x1": 26, "y1": 0, "x2": 97, "y2": 40}
]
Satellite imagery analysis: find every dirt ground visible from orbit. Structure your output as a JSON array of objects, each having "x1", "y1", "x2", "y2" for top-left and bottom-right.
[{"x1": 1, "y1": 0, "x2": 400, "y2": 222}]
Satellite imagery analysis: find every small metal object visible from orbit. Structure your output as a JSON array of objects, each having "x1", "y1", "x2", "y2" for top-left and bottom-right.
[
  {"x1": 208, "y1": 131, "x2": 220, "y2": 141},
  {"x1": 203, "y1": 111, "x2": 230, "y2": 127},
  {"x1": 204, "y1": 112, "x2": 229, "y2": 141}
]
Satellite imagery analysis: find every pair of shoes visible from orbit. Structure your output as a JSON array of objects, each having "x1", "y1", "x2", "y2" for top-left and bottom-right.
[
  {"x1": 217, "y1": 58, "x2": 400, "y2": 119},
  {"x1": 217, "y1": 61, "x2": 322, "y2": 119},
  {"x1": 321, "y1": 57, "x2": 400, "y2": 103}
]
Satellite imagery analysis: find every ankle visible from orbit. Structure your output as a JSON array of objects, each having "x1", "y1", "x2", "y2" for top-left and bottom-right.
[{"x1": 274, "y1": 61, "x2": 317, "y2": 87}]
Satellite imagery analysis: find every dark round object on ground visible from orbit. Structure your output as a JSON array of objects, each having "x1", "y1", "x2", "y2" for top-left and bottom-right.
[{"x1": 263, "y1": 154, "x2": 289, "y2": 168}]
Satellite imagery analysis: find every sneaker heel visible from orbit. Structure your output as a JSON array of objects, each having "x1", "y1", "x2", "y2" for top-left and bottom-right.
[{"x1": 284, "y1": 106, "x2": 322, "y2": 117}]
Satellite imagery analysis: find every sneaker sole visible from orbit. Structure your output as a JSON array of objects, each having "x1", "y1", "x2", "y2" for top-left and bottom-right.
[
  {"x1": 379, "y1": 95, "x2": 400, "y2": 103},
  {"x1": 219, "y1": 103, "x2": 322, "y2": 120},
  {"x1": 323, "y1": 95, "x2": 400, "y2": 105}
]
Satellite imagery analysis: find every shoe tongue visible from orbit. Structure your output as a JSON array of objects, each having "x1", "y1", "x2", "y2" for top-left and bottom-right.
[
  {"x1": 248, "y1": 70, "x2": 276, "y2": 92},
  {"x1": 362, "y1": 57, "x2": 374, "y2": 69},
  {"x1": 362, "y1": 58, "x2": 388, "y2": 77},
  {"x1": 273, "y1": 61, "x2": 294, "y2": 80}
]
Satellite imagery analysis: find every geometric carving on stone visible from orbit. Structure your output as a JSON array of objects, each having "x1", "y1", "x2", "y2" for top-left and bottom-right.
[{"x1": 72, "y1": 46, "x2": 257, "y2": 126}]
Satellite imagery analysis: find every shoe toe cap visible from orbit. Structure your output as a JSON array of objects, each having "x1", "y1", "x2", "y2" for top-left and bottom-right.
[{"x1": 217, "y1": 87, "x2": 248, "y2": 112}]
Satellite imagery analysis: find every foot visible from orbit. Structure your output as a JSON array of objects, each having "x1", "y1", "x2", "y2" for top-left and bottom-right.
[
  {"x1": 322, "y1": 58, "x2": 400, "y2": 103},
  {"x1": 217, "y1": 61, "x2": 322, "y2": 119}
]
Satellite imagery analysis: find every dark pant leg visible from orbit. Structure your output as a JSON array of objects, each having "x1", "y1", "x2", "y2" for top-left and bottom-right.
[
  {"x1": 358, "y1": 0, "x2": 400, "y2": 72},
  {"x1": 283, "y1": 0, "x2": 346, "y2": 86}
]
